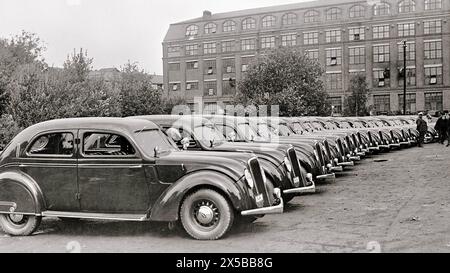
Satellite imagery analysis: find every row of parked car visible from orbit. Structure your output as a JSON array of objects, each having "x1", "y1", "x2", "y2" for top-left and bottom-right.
[{"x1": 0, "y1": 114, "x2": 437, "y2": 240}]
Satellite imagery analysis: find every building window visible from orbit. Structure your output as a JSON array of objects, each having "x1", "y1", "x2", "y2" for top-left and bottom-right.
[
  {"x1": 241, "y1": 56, "x2": 254, "y2": 72},
  {"x1": 304, "y1": 10, "x2": 320, "y2": 23},
  {"x1": 186, "y1": 81, "x2": 198, "y2": 91},
  {"x1": 398, "y1": 43, "x2": 416, "y2": 61},
  {"x1": 204, "y1": 81, "x2": 217, "y2": 96},
  {"x1": 349, "y1": 27, "x2": 365, "y2": 41},
  {"x1": 425, "y1": 0, "x2": 442, "y2": 10},
  {"x1": 169, "y1": 82, "x2": 180, "y2": 92},
  {"x1": 373, "y1": 25, "x2": 390, "y2": 39},
  {"x1": 349, "y1": 5, "x2": 365, "y2": 18},
  {"x1": 373, "y1": 2, "x2": 391, "y2": 16},
  {"x1": 168, "y1": 46, "x2": 180, "y2": 53},
  {"x1": 399, "y1": 93, "x2": 417, "y2": 113},
  {"x1": 398, "y1": 68, "x2": 416, "y2": 86},
  {"x1": 185, "y1": 44, "x2": 199, "y2": 56},
  {"x1": 326, "y1": 73, "x2": 342, "y2": 90},
  {"x1": 223, "y1": 78, "x2": 236, "y2": 96},
  {"x1": 303, "y1": 31, "x2": 319, "y2": 45},
  {"x1": 223, "y1": 20, "x2": 236, "y2": 32},
  {"x1": 242, "y1": 18, "x2": 256, "y2": 30},
  {"x1": 373, "y1": 45, "x2": 390, "y2": 63},
  {"x1": 329, "y1": 97, "x2": 343, "y2": 114},
  {"x1": 326, "y1": 48, "x2": 342, "y2": 66},
  {"x1": 222, "y1": 41, "x2": 235, "y2": 53},
  {"x1": 399, "y1": 0, "x2": 416, "y2": 13},
  {"x1": 203, "y1": 42, "x2": 217, "y2": 54},
  {"x1": 373, "y1": 69, "x2": 391, "y2": 87},
  {"x1": 326, "y1": 7, "x2": 341, "y2": 21},
  {"x1": 186, "y1": 25, "x2": 199, "y2": 36},
  {"x1": 398, "y1": 23, "x2": 415, "y2": 37},
  {"x1": 186, "y1": 61, "x2": 199, "y2": 70},
  {"x1": 261, "y1": 15, "x2": 276, "y2": 28},
  {"x1": 425, "y1": 92, "x2": 443, "y2": 111},
  {"x1": 325, "y1": 30, "x2": 341, "y2": 43},
  {"x1": 204, "y1": 60, "x2": 216, "y2": 75},
  {"x1": 373, "y1": 95, "x2": 391, "y2": 113},
  {"x1": 281, "y1": 34, "x2": 297, "y2": 47},
  {"x1": 306, "y1": 50, "x2": 319, "y2": 62},
  {"x1": 424, "y1": 66, "x2": 443, "y2": 85},
  {"x1": 349, "y1": 47, "x2": 365, "y2": 65},
  {"x1": 168, "y1": 63, "x2": 180, "y2": 71},
  {"x1": 223, "y1": 59, "x2": 236, "y2": 74},
  {"x1": 261, "y1": 36, "x2": 276, "y2": 49},
  {"x1": 241, "y1": 38, "x2": 256, "y2": 51},
  {"x1": 204, "y1": 23, "x2": 217, "y2": 34},
  {"x1": 424, "y1": 20, "x2": 442, "y2": 35},
  {"x1": 282, "y1": 13, "x2": 297, "y2": 25},
  {"x1": 424, "y1": 40, "x2": 442, "y2": 59}
]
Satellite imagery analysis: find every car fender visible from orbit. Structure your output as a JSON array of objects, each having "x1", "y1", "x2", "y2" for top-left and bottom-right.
[
  {"x1": 0, "y1": 171, "x2": 45, "y2": 215},
  {"x1": 149, "y1": 170, "x2": 248, "y2": 222}
]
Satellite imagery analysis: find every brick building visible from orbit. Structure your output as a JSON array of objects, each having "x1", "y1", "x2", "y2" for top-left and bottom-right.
[{"x1": 162, "y1": 0, "x2": 450, "y2": 115}]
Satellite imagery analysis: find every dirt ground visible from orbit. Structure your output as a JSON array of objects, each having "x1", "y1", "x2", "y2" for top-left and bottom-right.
[{"x1": 1, "y1": 143, "x2": 449, "y2": 253}]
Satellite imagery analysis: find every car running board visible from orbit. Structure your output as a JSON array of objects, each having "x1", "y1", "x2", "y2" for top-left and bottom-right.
[{"x1": 41, "y1": 211, "x2": 148, "y2": 221}]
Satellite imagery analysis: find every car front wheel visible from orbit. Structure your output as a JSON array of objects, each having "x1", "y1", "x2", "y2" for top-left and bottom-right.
[
  {"x1": 0, "y1": 214, "x2": 41, "y2": 236},
  {"x1": 180, "y1": 189, "x2": 234, "y2": 240}
]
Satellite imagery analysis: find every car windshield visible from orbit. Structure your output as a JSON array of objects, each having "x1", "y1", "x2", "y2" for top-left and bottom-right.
[
  {"x1": 215, "y1": 123, "x2": 245, "y2": 142},
  {"x1": 338, "y1": 121, "x2": 352, "y2": 129},
  {"x1": 193, "y1": 124, "x2": 225, "y2": 147},
  {"x1": 276, "y1": 123, "x2": 293, "y2": 136},
  {"x1": 301, "y1": 122, "x2": 314, "y2": 131},
  {"x1": 290, "y1": 122, "x2": 304, "y2": 134},
  {"x1": 311, "y1": 122, "x2": 324, "y2": 130},
  {"x1": 237, "y1": 123, "x2": 261, "y2": 141},
  {"x1": 324, "y1": 121, "x2": 338, "y2": 130},
  {"x1": 134, "y1": 129, "x2": 177, "y2": 157},
  {"x1": 255, "y1": 123, "x2": 275, "y2": 140},
  {"x1": 352, "y1": 121, "x2": 365, "y2": 128}
]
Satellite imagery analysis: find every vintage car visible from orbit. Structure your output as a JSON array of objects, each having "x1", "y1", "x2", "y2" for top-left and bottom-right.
[
  {"x1": 129, "y1": 115, "x2": 316, "y2": 204},
  {"x1": 0, "y1": 118, "x2": 283, "y2": 240}
]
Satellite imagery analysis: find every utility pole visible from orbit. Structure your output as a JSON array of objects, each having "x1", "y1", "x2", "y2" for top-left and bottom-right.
[{"x1": 403, "y1": 40, "x2": 407, "y2": 115}]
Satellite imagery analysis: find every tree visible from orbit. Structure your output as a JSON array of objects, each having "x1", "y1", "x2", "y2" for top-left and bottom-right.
[
  {"x1": 234, "y1": 47, "x2": 330, "y2": 116},
  {"x1": 344, "y1": 73, "x2": 370, "y2": 117}
]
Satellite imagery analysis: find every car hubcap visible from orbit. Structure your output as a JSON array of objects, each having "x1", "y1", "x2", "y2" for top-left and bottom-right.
[
  {"x1": 193, "y1": 200, "x2": 219, "y2": 227},
  {"x1": 8, "y1": 214, "x2": 26, "y2": 225}
]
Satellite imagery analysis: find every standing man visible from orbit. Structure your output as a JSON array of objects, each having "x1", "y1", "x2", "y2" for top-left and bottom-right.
[
  {"x1": 434, "y1": 111, "x2": 446, "y2": 144},
  {"x1": 416, "y1": 112, "x2": 428, "y2": 147}
]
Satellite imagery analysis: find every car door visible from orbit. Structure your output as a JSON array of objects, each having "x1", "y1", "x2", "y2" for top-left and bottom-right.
[
  {"x1": 77, "y1": 130, "x2": 150, "y2": 214},
  {"x1": 19, "y1": 130, "x2": 80, "y2": 212}
]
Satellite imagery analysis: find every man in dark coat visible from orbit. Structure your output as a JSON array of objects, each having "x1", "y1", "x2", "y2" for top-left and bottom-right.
[
  {"x1": 416, "y1": 112, "x2": 428, "y2": 147},
  {"x1": 434, "y1": 111, "x2": 447, "y2": 144}
]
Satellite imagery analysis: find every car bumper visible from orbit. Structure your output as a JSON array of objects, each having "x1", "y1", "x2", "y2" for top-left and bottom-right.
[
  {"x1": 337, "y1": 161, "x2": 354, "y2": 167},
  {"x1": 349, "y1": 156, "x2": 361, "y2": 161},
  {"x1": 241, "y1": 188, "x2": 284, "y2": 216},
  {"x1": 369, "y1": 146, "x2": 380, "y2": 151},
  {"x1": 356, "y1": 152, "x2": 366, "y2": 157},
  {"x1": 400, "y1": 141, "x2": 410, "y2": 146},
  {"x1": 389, "y1": 143, "x2": 401, "y2": 148},
  {"x1": 316, "y1": 173, "x2": 336, "y2": 180},
  {"x1": 283, "y1": 181, "x2": 316, "y2": 195},
  {"x1": 378, "y1": 144, "x2": 390, "y2": 149}
]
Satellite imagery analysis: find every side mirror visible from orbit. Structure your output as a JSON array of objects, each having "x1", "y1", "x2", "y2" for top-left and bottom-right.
[{"x1": 154, "y1": 146, "x2": 160, "y2": 158}]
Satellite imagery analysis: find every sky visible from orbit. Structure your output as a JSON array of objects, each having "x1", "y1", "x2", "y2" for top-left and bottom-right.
[{"x1": 0, "y1": 0, "x2": 312, "y2": 75}]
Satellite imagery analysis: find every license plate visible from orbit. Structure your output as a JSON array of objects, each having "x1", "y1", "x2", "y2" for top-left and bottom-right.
[{"x1": 293, "y1": 177, "x2": 300, "y2": 186}]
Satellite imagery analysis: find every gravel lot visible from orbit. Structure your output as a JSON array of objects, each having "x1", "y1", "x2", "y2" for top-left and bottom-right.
[{"x1": 1, "y1": 143, "x2": 449, "y2": 253}]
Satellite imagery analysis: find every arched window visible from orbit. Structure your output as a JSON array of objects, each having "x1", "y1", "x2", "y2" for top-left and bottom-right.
[
  {"x1": 349, "y1": 5, "x2": 366, "y2": 18},
  {"x1": 204, "y1": 23, "x2": 217, "y2": 34},
  {"x1": 282, "y1": 13, "x2": 297, "y2": 25},
  {"x1": 425, "y1": 0, "x2": 442, "y2": 10},
  {"x1": 373, "y1": 2, "x2": 391, "y2": 16},
  {"x1": 185, "y1": 25, "x2": 199, "y2": 36},
  {"x1": 399, "y1": 0, "x2": 416, "y2": 13},
  {"x1": 223, "y1": 20, "x2": 236, "y2": 32},
  {"x1": 261, "y1": 15, "x2": 276, "y2": 28},
  {"x1": 326, "y1": 7, "x2": 342, "y2": 21},
  {"x1": 242, "y1": 17, "x2": 256, "y2": 30},
  {"x1": 304, "y1": 10, "x2": 320, "y2": 23}
]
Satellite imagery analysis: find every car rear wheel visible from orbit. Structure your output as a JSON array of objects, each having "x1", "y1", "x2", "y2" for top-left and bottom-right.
[
  {"x1": 180, "y1": 189, "x2": 234, "y2": 240},
  {"x1": 0, "y1": 214, "x2": 41, "y2": 236}
]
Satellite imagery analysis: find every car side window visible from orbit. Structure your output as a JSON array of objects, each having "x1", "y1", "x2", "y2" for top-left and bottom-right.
[
  {"x1": 163, "y1": 126, "x2": 197, "y2": 149},
  {"x1": 83, "y1": 132, "x2": 135, "y2": 156},
  {"x1": 28, "y1": 133, "x2": 74, "y2": 156}
]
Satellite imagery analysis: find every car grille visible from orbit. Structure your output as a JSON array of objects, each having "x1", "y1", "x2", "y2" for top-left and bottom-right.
[
  {"x1": 315, "y1": 142, "x2": 325, "y2": 167},
  {"x1": 248, "y1": 157, "x2": 270, "y2": 207},
  {"x1": 287, "y1": 147, "x2": 305, "y2": 187},
  {"x1": 324, "y1": 140, "x2": 333, "y2": 163}
]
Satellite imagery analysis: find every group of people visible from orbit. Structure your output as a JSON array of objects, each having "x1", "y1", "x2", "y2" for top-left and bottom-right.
[{"x1": 434, "y1": 111, "x2": 450, "y2": 146}]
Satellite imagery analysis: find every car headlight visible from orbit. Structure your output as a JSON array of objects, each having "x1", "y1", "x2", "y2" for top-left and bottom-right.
[
  {"x1": 284, "y1": 157, "x2": 292, "y2": 172},
  {"x1": 334, "y1": 158, "x2": 339, "y2": 163},
  {"x1": 360, "y1": 145, "x2": 363, "y2": 149},
  {"x1": 306, "y1": 173, "x2": 313, "y2": 182},
  {"x1": 375, "y1": 141, "x2": 379, "y2": 145},
  {"x1": 327, "y1": 163, "x2": 332, "y2": 169},
  {"x1": 244, "y1": 169, "x2": 254, "y2": 189}
]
